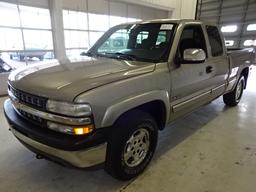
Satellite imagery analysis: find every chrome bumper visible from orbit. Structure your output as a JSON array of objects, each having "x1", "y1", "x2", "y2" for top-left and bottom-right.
[{"x1": 11, "y1": 128, "x2": 107, "y2": 168}]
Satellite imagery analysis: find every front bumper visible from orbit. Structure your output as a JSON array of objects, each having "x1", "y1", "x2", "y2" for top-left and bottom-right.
[
  {"x1": 11, "y1": 128, "x2": 107, "y2": 168},
  {"x1": 4, "y1": 99, "x2": 108, "y2": 168}
]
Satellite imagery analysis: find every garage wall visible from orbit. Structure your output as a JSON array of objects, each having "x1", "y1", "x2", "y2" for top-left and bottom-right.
[
  {"x1": 116, "y1": 0, "x2": 197, "y2": 19},
  {"x1": 115, "y1": 0, "x2": 176, "y2": 10},
  {"x1": 1, "y1": 0, "x2": 49, "y2": 8},
  {"x1": 171, "y1": 0, "x2": 197, "y2": 19},
  {"x1": 0, "y1": 0, "x2": 197, "y2": 19},
  {"x1": 196, "y1": 0, "x2": 256, "y2": 49},
  {"x1": 63, "y1": 0, "x2": 169, "y2": 19}
]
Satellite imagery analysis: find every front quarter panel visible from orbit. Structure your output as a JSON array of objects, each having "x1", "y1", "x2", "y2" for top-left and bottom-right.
[{"x1": 74, "y1": 62, "x2": 171, "y2": 129}]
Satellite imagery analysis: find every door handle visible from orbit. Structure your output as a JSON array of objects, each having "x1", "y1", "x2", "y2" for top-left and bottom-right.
[{"x1": 206, "y1": 66, "x2": 213, "y2": 74}]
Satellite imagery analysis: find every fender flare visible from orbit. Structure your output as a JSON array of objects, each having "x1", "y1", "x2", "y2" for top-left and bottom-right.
[{"x1": 100, "y1": 90, "x2": 170, "y2": 128}]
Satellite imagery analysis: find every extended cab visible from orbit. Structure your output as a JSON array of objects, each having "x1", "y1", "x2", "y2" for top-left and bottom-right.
[{"x1": 3, "y1": 19, "x2": 255, "y2": 180}]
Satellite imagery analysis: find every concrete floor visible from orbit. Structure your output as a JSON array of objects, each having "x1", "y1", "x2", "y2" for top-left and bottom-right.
[{"x1": 0, "y1": 68, "x2": 256, "y2": 192}]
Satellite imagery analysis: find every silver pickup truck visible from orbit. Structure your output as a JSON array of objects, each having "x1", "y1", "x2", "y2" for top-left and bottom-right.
[{"x1": 3, "y1": 19, "x2": 255, "y2": 180}]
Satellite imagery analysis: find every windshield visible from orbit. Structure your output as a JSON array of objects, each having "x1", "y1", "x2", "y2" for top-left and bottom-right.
[{"x1": 88, "y1": 23, "x2": 176, "y2": 63}]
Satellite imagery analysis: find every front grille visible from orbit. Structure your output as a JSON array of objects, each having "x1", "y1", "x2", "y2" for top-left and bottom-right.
[
  {"x1": 9, "y1": 85, "x2": 47, "y2": 110},
  {"x1": 18, "y1": 109, "x2": 46, "y2": 126}
]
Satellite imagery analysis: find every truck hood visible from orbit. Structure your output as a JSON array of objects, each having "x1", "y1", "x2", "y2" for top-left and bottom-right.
[{"x1": 8, "y1": 57, "x2": 156, "y2": 102}]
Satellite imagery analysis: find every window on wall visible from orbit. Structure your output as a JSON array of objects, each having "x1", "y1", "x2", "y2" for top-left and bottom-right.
[
  {"x1": 0, "y1": 28, "x2": 23, "y2": 50},
  {"x1": 109, "y1": 16, "x2": 127, "y2": 27},
  {"x1": 0, "y1": 2, "x2": 20, "y2": 27},
  {"x1": 88, "y1": 13, "x2": 109, "y2": 31},
  {"x1": 63, "y1": 10, "x2": 88, "y2": 30},
  {"x1": 0, "y1": 2, "x2": 54, "y2": 74},
  {"x1": 19, "y1": 6, "x2": 52, "y2": 29},
  {"x1": 128, "y1": 18, "x2": 141, "y2": 22},
  {"x1": 89, "y1": 31, "x2": 104, "y2": 46},
  {"x1": 63, "y1": 9, "x2": 142, "y2": 59},
  {"x1": 63, "y1": 10, "x2": 89, "y2": 59}
]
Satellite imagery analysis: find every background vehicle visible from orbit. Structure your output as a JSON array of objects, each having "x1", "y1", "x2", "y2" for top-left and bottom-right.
[
  {"x1": 4, "y1": 19, "x2": 255, "y2": 180},
  {"x1": 0, "y1": 58, "x2": 13, "y2": 73},
  {"x1": 10, "y1": 45, "x2": 47, "y2": 61}
]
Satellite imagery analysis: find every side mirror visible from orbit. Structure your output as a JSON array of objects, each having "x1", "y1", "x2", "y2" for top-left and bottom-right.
[{"x1": 183, "y1": 48, "x2": 206, "y2": 64}]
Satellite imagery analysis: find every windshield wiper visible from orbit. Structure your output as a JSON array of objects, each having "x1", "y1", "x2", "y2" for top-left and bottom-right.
[
  {"x1": 101, "y1": 52, "x2": 137, "y2": 61},
  {"x1": 80, "y1": 51, "x2": 98, "y2": 57}
]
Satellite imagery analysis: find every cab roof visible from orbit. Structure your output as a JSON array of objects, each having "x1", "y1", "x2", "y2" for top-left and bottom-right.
[{"x1": 127, "y1": 19, "x2": 217, "y2": 27}]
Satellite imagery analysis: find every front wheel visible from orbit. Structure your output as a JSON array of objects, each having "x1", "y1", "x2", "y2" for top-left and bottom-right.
[
  {"x1": 105, "y1": 110, "x2": 158, "y2": 180},
  {"x1": 223, "y1": 76, "x2": 245, "y2": 106}
]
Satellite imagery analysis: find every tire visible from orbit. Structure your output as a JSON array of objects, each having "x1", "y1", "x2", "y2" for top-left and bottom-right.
[
  {"x1": 39, "y1": 56, "x2": 44, "y2": 61},
  {"x1": 19, "y1": 55, "x2": 25, "y2": 61},
  {"x1": 105, "y1": 110, "x2": 158, "y2": 180},
  {"x1": 223, "y1": 76, "x2": 245, "y2": 106}
]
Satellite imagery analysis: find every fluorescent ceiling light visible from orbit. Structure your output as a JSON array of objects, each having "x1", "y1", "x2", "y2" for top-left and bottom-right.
[
  {"x1": 243, "y1": 40, "x2": 256, "y2": 46},
  {"x1": 221, "y1": 25, "x2": 238, "y2": 33},
  {"x1": 225, "y1": 40, "x2": 234, "y2": 46},
  {"x1": 247, "y1": 24, "x2": 256, "y2": 31}
]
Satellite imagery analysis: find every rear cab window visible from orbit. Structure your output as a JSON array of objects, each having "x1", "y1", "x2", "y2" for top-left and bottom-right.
[{"x1": 206, "y1": 26, "x2": 224, "y2": 57}]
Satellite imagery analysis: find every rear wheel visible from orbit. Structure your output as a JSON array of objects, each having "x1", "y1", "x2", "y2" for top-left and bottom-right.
[
  {"x1": 105, "y1": 110, "x2": 158, "y2": 180},
  {"x1": 39, "y1": 56, "x2": 44, "y2": 61},
  {"x1": 223, "y1": 76, "x2": 245, "y2": 106},
  {"x1": 19, "y1": 55, "x2": 25, "y2": 61}
]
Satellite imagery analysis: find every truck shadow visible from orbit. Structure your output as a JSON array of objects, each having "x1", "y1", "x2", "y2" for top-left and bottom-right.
[{"x1": 155, "y1": 98, "x2": 228, "y2": 161}]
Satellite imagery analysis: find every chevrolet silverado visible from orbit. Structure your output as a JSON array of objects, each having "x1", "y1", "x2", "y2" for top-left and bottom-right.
[{"x1": 3, "y1": 19, "x2": 255, "y2": 180}]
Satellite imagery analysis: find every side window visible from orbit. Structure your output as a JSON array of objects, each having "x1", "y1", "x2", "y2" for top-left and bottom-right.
[
  {"x1": 206, "y1": 26, "x2": 223, "y2": 57},
  {"x1": 176, "y1": 25, "x2": 207, "y2": 60}
]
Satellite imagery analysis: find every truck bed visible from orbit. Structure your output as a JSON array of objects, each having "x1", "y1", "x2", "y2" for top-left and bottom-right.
[{"x1": 228, "y1": 48, "x2": 255, "y2": 68}]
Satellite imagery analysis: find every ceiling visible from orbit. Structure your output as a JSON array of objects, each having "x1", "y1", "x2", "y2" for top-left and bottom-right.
[{"x1": 196, "y1": 0, "x2": 256, "y2": 48}]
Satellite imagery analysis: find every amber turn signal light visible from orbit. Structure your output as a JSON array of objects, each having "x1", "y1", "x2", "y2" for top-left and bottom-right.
[{"x1": 74, "y1": 125, "x2": 94, "y2": 135}]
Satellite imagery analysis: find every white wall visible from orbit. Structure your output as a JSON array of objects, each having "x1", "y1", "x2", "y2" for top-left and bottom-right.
[
  {"x1": 171, "y1": 0, "x2": 197, "y2": 19},
  {"x1": 116, "y1": 0, "x2": 197, "y2": 19},
  {"x1": 1, "y1": 0, "x2": 49, "y2": 8},
  {"x1": 63, "y1": 0, "x2": 197, "y2": 20},
  {"x1": 63, "y1": 0, "x2": 169, "y2": 19},
  {"x1": 115, "y1": 0, "x2": 176, "y2": 11}
]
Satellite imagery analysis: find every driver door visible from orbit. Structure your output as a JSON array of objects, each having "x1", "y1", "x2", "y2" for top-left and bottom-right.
[{"x1": 170, "y1": 24, "x2": 215, "y2": 120}]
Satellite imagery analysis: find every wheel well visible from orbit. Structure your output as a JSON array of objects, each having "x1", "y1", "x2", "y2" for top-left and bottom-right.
[
  {"x1": 241, "y1": 67, "x2": 249, "y2": 89},
  {"x1": 117, "y1": 100, "x2": 167, "y2": 130}
]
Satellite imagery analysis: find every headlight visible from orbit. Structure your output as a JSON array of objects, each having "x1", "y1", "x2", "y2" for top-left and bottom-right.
[
  {"x1": 47, "y1": 122, "x2": 94, "y2": 135},
  {"x1": 46, "y1": 100, "x2": 92, "y2": 117}
]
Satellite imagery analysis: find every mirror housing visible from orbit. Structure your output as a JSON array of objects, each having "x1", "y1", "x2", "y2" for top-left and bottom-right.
[{"x1": 182, "y1": 48, "x2": 206, "y2": 64}]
